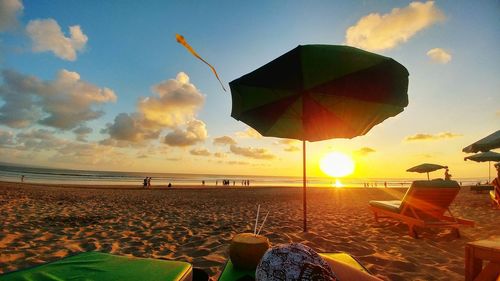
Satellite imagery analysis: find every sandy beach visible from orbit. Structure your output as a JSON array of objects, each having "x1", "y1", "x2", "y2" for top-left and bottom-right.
[{"x1": 0, "y1": 181, "x2": 498, "y2": 280}]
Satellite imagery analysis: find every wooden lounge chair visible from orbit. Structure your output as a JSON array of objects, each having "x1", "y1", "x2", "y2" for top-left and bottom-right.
[
  {"x1": 218, "y1": 252, "x2": 381, "y2": 281},
  {"x1": 0, "y1": 251, "x2": 193, "y2": 281},
  {"x1": 369, "y1": 179, "x2": 474, "y2": 238},
  {"x1": 491, "y1": 189, "x2": 500, "y2": 208}
]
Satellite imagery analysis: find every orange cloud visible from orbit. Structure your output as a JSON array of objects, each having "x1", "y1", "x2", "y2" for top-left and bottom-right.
[
  {"x1": 229, "y1": 144, "x2": 275, "y2": 159},
  {"x1": 213, "y1": 136, "x2": 237, "y2": 146},
  {"x1": 235, "y1": 127, "x2": 262, "y2": 139},
  {"x1": 354, "y1": 147, "x2": 376, "y2": 156},
  {"x1": 405, "y1": 132, "x2": 462, "y2": 141}
]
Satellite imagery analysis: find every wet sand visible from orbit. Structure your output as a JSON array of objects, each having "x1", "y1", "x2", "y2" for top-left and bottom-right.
[{"x1": 0, "y1": 181, "x2": 498, "y2": 280}]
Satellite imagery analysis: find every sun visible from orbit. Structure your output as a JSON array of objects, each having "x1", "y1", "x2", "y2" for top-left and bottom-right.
[{"x1": 319, "y1": 152, "x2": 355, "y2": 178}]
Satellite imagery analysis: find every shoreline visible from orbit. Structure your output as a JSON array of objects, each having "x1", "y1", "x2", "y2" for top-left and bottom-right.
[{"x1": 1, "y1": 181, "x2": 498, "y2": 280}]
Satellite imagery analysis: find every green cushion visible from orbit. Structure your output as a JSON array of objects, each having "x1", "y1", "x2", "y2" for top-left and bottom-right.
[
  {"x1": 369, "y1": 200, "x2": 402, "y2": 213},
  {"x1": 217, "y1": 252, "x2": 369, "y2": 280},
  {"x1": 0, "y1": 252, "x2": 192, "y2": 281}
]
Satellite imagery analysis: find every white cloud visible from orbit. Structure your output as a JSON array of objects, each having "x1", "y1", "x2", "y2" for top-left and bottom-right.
[
  {"x1": 26, "y1": 18, "x2": 88, "y2": 61},
  {"x1": 427, "y1": 48, "x2": 451, "y2": 63},
  {"x1": 138, "y1": 72, "x2": 205, "y2": 128},
  {"x1": 0, "y1": 69, "x2": 116, "y2": 129},
  {"x1": 104, "y1": 72, "x2": 206, "y2": 146},
  {"x1": 164, "y1": 119, "x2": 208, "y2": 147},
  {"x1": 345, "y1": 1, "x2": 445, "y2": 51},
  {"x1": 0, "y1": 0, "x2": 23, "y2": 32}
]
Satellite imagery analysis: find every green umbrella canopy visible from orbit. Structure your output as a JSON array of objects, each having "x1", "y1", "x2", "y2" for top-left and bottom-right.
[
  {"x1": 464, "y1": 151, "x2": 500, "y2": 162},
  {"x1": 229, "y1": 45, "x2": 409, "y2": 232},
  {"x1": 407, "y1": 163, "x2": 447, "y2": 180},
  {"x1": 406, "y1": 163, "x2": 447, "y2": 173},
  {"x1": 462, "y1": 130, "x2": 500, "y2": 153},
  {"x1": 464, "y1": 151, "x2": 500, "y2": 182},
  {"x1": 229, "y1": 45, "x2": 409, "y2": 142}
]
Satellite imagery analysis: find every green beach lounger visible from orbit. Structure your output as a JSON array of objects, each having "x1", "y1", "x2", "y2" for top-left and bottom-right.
[
  {"x1": 0, "y1": 251, "x2": 193, "y2": 281},
  {"x1": 217, "y1": 252, "x2": 371, "y2": 281}
]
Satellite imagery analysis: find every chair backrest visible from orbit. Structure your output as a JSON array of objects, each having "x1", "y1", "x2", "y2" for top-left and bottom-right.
[{"x1": 399, "y1": 180, "x2": 460, "y2": 219}]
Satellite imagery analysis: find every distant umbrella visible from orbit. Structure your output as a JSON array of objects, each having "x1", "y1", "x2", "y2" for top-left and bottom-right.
[
  {"x1": 406, "y1": 163, "x2": 447, "y2": 180},
  {"x1": 462, "y1": 130, "x2": 500, "y2": 153},
  {"x1": 230, "y1": 44, "x2": 409, "y2": 231},
  {"x1": 464, "y1": 151, "x2": 500, "y2": 182}
]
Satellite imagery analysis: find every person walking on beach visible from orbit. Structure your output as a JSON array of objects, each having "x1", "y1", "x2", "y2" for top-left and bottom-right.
[
  {"x1": 147, "y1": 177, "x2": 152, "y2": 188},
  {"x1": 21, "y1": 175, "x2": 24, "y2": 182},
  {"x1": 143, "y1": 177, "x2": 148, "y2": 188}
]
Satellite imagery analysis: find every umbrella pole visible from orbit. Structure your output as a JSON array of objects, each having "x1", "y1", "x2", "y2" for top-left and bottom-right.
[
  {"x1": 303, "y1": 140, "x2": 307, "y2": 232},
  {"x1": 489, "y1": 161, "x2": 491, "y2": 182},
  {"x1": 427, "y1": 172, "x2": 429, "y2": 181}
]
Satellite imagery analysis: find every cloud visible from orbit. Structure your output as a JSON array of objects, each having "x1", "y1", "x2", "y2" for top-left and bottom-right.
[
  {"x1": 103, "y1": 72, "x2": 205, "y2": 145},
  {"x1": 138, "y1": 72, "x2": 205, "y2": 128},
  {"x1": 284, "y1": 146, "x2": 300, "y2": 152},
  {"x1": 190, "y1": 148, "x2": 211, "y2": 156},
  {"x1": 214, "y1": 152, "x2": 227, "y2": 158},
  {"x1": 276, "y1": 139, "x2": 300, "y2": 152},
  {"x1": 427, "y1": 48, "x2": 451, "y2": 64},
  {"x1": 235, "y1": 127, "x2": 262, "y2": 139},
  {"x1": 227, "y1": 160, "x2": 250, "y2": 165},
  {"x1": 0, "y1": 0, "x2": 23, "y2": 32},
  {"x1": 354, "y1": 147, "x2": 376, "y2": 156},
  {"x1": 405, "y1": 132, "x2": 462, "y2": 141},
  {"x1": 345, "y1": 1, "x2": 445, "y2": 51},
  {"x1": 16, "y1": 129, "x2": 68, "y2": 151},
  {"x1": 229, "y1": 144, "x2": 275, "y2": 159},
  {"x1": 102, "y1": 113, "x2": 160, "y2": 143},
  {"x1": 213, "y1": 135, "x2": 237, "y2": 146},
  {"x1": 164, "y1": 119, "x2": 208, "y2": 147},
  {"x1": 0, "y1": 129, "x2": 15, "y2": 145},
  {"x1": 0, "y1": 69, "x2": 116, "y2": 129},
  {"x1": 26, "y1": 18, "x2": 88, "y2": 61},
  {"x1": 73, "y1": 125, "x2": 93, "y2": 142}
]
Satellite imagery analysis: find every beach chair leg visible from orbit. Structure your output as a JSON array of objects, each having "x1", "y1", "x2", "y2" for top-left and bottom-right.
[{"x1": 408, "y1": 225, "x2": 418, "y2": 238}]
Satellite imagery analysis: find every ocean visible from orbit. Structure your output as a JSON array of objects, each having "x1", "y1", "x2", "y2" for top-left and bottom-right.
[{"x1": 0, "y1": 163, "x2": 487, "y2": 188}]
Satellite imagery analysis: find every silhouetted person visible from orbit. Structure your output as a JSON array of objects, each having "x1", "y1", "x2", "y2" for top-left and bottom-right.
[
  {"x1": 147, "y1": 177, "x2": 152, "y2": 187},
  {"x1": 143, "y1": 177, "x2": 148, "y2": 188},
  {"x1": 444, "y1": 168, "x2": 452, "y2": 180}
]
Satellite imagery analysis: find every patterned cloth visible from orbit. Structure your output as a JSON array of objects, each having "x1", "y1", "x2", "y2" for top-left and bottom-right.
[{"x1": 255, "y1": 243, "x2": 338, "y2": 281}]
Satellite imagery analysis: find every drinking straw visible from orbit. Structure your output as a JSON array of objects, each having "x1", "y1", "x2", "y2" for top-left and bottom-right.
[
  {"x1": 254, "y1": 204, "x2": 260, "y2": 235},
  {"x1": 257, "y1": 210, "x2": 270, "y2": 236}
]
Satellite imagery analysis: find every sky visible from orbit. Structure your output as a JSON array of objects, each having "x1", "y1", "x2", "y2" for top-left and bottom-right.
[{"x1": 0, "y1": 0, "x2": 498, "y2": 179}]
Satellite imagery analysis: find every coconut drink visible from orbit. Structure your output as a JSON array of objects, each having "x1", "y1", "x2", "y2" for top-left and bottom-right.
[{"x1": 229, "y1": 233, "x2": 270, "y2": 269}]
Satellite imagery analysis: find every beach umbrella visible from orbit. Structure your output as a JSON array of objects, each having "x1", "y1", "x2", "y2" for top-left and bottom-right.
[
  {"x1": 462, "y1": 130, "x2": 500, "y2": 153},
  {"x1": 229, "y1": 45, "x2": 409, "y2": 231},
  {"x1": 406, "y1": 163, "x2": 447, "y2": 180},
  {"x1": 464, "y1": 151, "x2": 500, "y2": 182}
]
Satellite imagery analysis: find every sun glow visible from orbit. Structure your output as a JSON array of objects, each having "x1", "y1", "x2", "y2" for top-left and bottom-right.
[{"x1": 320, "y1": 152, "x2": 355, "y2": 178}]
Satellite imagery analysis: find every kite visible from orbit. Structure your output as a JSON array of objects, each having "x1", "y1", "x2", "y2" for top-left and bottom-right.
[{"x1": 175, "y1": 34, "x2": 226, "y2": 92}]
